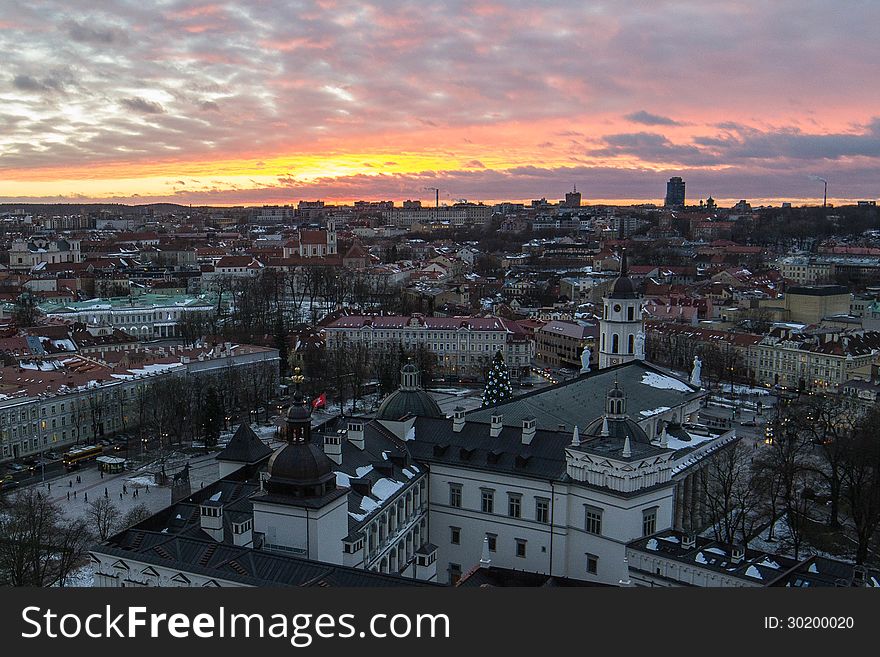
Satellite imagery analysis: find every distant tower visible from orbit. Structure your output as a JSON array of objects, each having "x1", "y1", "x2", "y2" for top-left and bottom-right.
[
  {"x1": 565, "y1": 185, "x2": 582, "y2": 208},
  {"x1": 326, "y1": 218, "x2": 337, "y2": 255},
  {"x1": 599, "y1": 250, "x2": 644, "y2": 369},
  {"x1": 664, "y1": 177, "x2": 686, "y2": 209}
]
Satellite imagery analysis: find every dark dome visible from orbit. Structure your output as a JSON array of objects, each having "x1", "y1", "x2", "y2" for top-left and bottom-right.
[
  {"x1": 607, "y1": 386, "x2": 626, "y2": 399},
  {"x1": 609, "y1": 275, "x2": 638, "y2": 299},
  {"x1": 401, "y1": 362, "x2": 418, "y2": 373},
  {"x1": 376, "y1": 389, "x2": 443, "y2": 420},
  {"x1": 583, "y1": 415, "x2": 651, "y2": 444},
  {"x1": 266, "y1": 442, "x2": 336, "y2": 494},
  {"x1": 286, "y1": 400, "x2": 311, "y2": 421}
]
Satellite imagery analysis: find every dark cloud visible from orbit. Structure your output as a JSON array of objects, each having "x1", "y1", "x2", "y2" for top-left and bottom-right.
[
  {"x1": 66, "y1": 20, "x2": 126, "y2": 45},
  {"x1": 12, "y1": 73, "x2": 66, "y2": 93},
  {"x1": 624, "y1": 110, "x2": 680, "y2": 126},
  {"x1": 120, "y1": 97, "x2": 166, "y2": 114},
  {"x1": 592, "y1": 132, "x2": 718, "y2": 166},
  {"x1": 465, "y1": 160, "x2": 485, "y2": 168}
]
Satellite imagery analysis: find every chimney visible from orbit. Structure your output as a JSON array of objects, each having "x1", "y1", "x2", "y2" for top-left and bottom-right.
[
  {"x1": 731, "y1": 544, "x2": 745, "y2": 565},
  {"x1": 323, "y1": 429, "x2": 345, "y2": 465},
  {"x1": 346, "y1": 419, "x2": 365, "y2": 450},
  {"x1": 852, "y1": 565, "x2": 868, "y2": 587},
  {"x1": 521, "y1": 417, "x2": 536, "y2": 445},
  {"x1": 682, "y1": 532, "x2": 696, "y2": 549},
  {"x1": 452, "y1": 406, "x2": 466, "y2": 432},
  {"x1": 490, "y1": 412, "x2": 503, "y2": 437},
  {"x1": 199, "y1": 501, "x2": 224, "y2": 542}
]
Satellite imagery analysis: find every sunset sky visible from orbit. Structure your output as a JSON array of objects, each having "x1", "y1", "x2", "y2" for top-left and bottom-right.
[{"x1": 1, "y1": 1, "x2": 879, "y2": 206}]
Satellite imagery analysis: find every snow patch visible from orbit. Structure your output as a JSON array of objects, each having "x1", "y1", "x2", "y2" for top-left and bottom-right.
[
  {"x1": 808, "y1": 562, "x2": 819, "y2": 574},
  {"x1": 745, "y1": 565, "x2": 763, "y2": 579},
  {"x1": 640, "y1": 372, "x2": 693, "y2": 392},
  {"x1": 403, "y1": 426, "x2": 416, "y2": 441},
  {"x1": 695, "y1": 552, "x2": 708, "y2": 564},
  {"x1": 640, "y1": 406, "x2": 671, "y2": 418},
  {"x1": 758, "y1": 558, "x2": 780, "y2": 570},
  {"x1": 645, "y1": 538, "x2": 659, "y2": 551}
]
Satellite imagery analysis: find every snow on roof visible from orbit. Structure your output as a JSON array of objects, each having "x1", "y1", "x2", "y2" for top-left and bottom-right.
[
  {"x1": 640, "y1": 372, "x2": 693, "y2": 392},
  {"x1": 745, "y1": 565, "x2": 763, "y2": 579},
  {"x1": 645, "y1": 538, "x2": 659, "y2": 551},
  {"x1": 695, "y1": 552, "x2": 708, "y2": 564},
  {"x1": 404, "y1": 426, "x2": 416, "y2": 441},
  {"x1": 209, "y1": 491, "x2": 222, "y2": 502},
  {"x1": 639, "y1": 406, "x2": 671, "y2": 418}
]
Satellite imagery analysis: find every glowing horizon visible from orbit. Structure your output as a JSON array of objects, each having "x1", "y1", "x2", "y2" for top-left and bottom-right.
[{"x1": 2, "y1": 1, "x2": 879, "y2": 207}]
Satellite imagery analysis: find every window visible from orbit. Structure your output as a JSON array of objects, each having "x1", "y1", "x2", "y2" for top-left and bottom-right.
[
  {"x1": 612, "y1": 334, "x2": 619, "y2": 354},
  {"x1": 448, "y1": 563, "x2": 462, "y2": 585},
  {"x1": 627, "y1": 307, "x2": 634, "y2": 321},
  {"x1": 449, "y1": 483, "x2": 462, "y2": 508},
  {"x1": 535, "y1": 498, "x2": 550, "y2": 524},
  {"x1": 486, "y1": 533, "x2": 497, "y2": 552},
  {"x1": 585, "y1": 506, "x2": 603, "y2": 535},
  {"x1": 508, "y1": 493, "x2": 521, "y2": 518},
  {"x1": 450, "y1": 527, "x2": 461, "y2": 545},
  {"x1": 481, "y1": 489, "x2": 495, "y2": 514},
  {"x1": 515, "y1": 539, "x2": 527, "y2": 558},
  {"x1": 586, "y1": 554, "x2": 598, "y2": 575},
  {"x1": 643, "y1": 508, "x2": 657, "y2": 537}
]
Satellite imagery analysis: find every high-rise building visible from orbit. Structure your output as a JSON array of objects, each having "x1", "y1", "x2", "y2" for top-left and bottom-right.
[
  {"x1": 664, "y1": 177, "x2": 686, "y2": 208},
  {"x1": 564, "y1": 185, "x2": 582, "y2": 208}
]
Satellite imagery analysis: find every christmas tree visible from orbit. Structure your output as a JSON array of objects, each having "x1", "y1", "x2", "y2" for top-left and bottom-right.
[{"x1": 482, "y1": 350, "x2": 513, "y2": 407}]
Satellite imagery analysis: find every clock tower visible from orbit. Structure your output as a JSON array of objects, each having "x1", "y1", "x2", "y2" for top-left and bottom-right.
[{"x1": 599, "y1": 249, "x2": 644, "y2": 369}]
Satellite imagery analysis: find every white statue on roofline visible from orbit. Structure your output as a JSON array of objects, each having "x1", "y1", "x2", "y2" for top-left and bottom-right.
[{"x1": 580, "y1": 345, "x2": 592, "y2": 373}]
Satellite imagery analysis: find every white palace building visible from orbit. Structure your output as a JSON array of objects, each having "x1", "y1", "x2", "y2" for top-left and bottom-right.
[{"x1": 91, "y1": 265, "x2": 738, "y2": 587}]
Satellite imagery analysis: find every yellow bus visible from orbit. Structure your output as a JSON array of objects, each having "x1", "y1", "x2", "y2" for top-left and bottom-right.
[{"x1": 62, "y1": 445, "x2": 104, "y2": 470}]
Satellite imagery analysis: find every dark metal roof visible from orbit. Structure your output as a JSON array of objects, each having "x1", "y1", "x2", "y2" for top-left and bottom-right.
[
  {"x1": 216, "y1": 423, "x2": 273, "y2": 464},
  {"x1": 465, "y1": 361, "x2": 702, "y2": 431},
  {"x1": 95, "y1": 533, "x2": 439, "y2": 587}
]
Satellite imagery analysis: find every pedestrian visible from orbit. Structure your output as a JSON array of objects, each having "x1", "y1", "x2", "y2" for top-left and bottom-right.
[
  {"x1": 105, "y1": 487, "x2": 108, "y2": 498},
  {"x1": 146, "y1": 486, "x2": 149, "y2": 494},
  {"x1": 123, "y1": 484, "x2": 127, "y2": 494},
  {"x1": 74, "y1": 490, "x2": 77, "y2": 498},
  {"x1": 84, "y1": 492, "x2": 88, "y2": 503},
  {"x1": 47, "y1": 482, "x2": 51, "y2": 492},
  {"x1": 100, "y1": 471, "x2": 104, "y2": 479},
  {"x1": 120, "y1": 492, "x2": 123, "y2": 500},
  {"x1": 69, "y1": 480, "x2": 72, "y2": 488},
  {"x1": 67, "y1": 491, "x2": 70, "y2": 501}
]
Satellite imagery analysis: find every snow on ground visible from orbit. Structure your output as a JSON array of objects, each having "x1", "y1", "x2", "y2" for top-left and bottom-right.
[
  {"x1": 719, "y1": 384, "x2": 771, "y2": 396},
  {"x1": 125, "y1": 475, "x2": 156, "y2": 488},
  {"x1": 430, "y1": 388, "x2": 473, "y2": 396},
  {"x1": 640, "y1": 372, "x2": 693, "y2": 392},
  {"x1": 640, "y1": 406, "x2": 671, "y2": 418},
  {"x1": 59, "y1": 563, "x2": 94, "y2": 588}
]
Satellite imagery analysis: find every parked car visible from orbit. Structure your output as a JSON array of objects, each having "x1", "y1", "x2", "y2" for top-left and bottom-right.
[{"x1": 6, "y1": 463, "x2": 26, "y2": 472}]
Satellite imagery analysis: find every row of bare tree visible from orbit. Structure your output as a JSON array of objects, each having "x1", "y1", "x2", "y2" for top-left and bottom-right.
[
  {"x1": 0, "y1": 489, "x2": 151, "y2": 587},
  {"x1": 701, "y1": 395, "x2": 880, "y2": 564}
]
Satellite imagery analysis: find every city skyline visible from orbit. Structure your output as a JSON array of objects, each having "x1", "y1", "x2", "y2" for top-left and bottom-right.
[{"x1": 2, "y1": 1, "x2": 879, "y2": 206}]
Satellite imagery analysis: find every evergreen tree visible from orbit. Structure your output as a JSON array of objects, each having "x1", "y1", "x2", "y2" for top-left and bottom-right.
[{"x1": 481, "y1": 350, "x2": 513, "y2": 407}]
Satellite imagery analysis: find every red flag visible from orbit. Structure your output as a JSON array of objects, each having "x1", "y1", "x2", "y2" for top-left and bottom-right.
[{"x1": 312, "y1": 392, "x2": 326, "y2": 409}]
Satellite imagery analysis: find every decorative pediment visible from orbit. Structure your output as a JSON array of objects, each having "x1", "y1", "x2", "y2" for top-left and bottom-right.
[
  {"x1": 620, "y1": 465, "x2": 635, "y2": 472},
  {"x1": 111, "y1": 559, "x2": 129, "y2": 570},
  {"x1": 202, "y1": 579, "x2": 220, "y2": 587},
  {"x1": 141, "y1": 566, "x2": 160, "y2": 577},
  {"x1": 170, "y1": 573, "x2": 191, "y2": 584}
]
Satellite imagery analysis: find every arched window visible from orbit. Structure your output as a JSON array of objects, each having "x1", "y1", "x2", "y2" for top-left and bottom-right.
[
  {"x1": 612, "y1": 334, "x2": 619, "y2": 354},
  {"x1": 628, "y1": 334, "x2": 634, "y2": 354}
]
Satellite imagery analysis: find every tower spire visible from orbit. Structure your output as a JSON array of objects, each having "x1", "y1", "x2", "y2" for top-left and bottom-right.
[
  {"x1": 622, "y1": 434, "x2": 632, "y2": 458},
  {"x1": 571, "y1": 424, "x2": 581, "y2": 447}
]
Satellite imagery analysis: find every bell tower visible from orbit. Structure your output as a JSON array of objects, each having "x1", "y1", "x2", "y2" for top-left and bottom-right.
[{"x1": 599, "y1": 249, "x2": 643, "y2": 369}]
